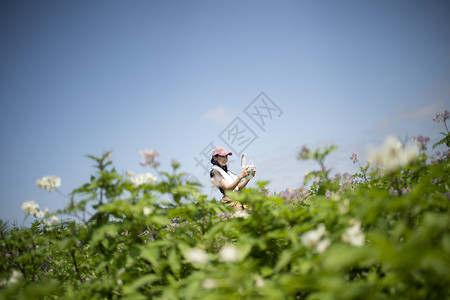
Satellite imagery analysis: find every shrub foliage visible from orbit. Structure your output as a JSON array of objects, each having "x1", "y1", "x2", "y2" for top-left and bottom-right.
[{"x1": 1, "y1": 112, "x2": 449, "y2": 299}]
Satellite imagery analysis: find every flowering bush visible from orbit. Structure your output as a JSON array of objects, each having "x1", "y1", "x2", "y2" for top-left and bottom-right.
[
  {"x1": 36, "y1": 176, "x2": 61, "y2": 192},
  {"x1": 1, "y1": 113, "x2": 449, "y2": 299}
]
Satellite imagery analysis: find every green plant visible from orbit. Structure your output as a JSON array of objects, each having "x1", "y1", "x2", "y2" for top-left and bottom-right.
[{"x1": 1, "y1": 112, "x2": 449, "y2": 299}]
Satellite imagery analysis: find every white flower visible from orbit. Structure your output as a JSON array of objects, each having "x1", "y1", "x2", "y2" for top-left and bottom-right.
[
  {"x1": 301, "y1": 224, "x2": 326, "y2": 247},
  {"x1": 21, "y1": 200, "x2": 40, "y2": 216},
  {"x1": 341, "y1": 220, "x2": 365, "y2": 247},
  {"x1": 36, "y1": 176, "x2": 61, "y2": 191},
  {"x1": 233, "y1": 210, "x2": 249, "y2": 219},
  {"x1": 218, "y1": 244, "x2": 240, "y2": 263},
  {"x1": 338, "y1": 199, "x2": 350, "y2": 214},
  {"x1": 185, "y1": 247, "x2": 209, "y2": 264},
  {"x1": 143, "y1": 207, "x2": 152, "y2": 215},
  {"x1": 316, "y1": 238, "x2": 331, "y2": 253},
  {"x1": 367, "y1": 136, "x2": 418, "y2": 173},
  {"x1": 254, "y1": 275, "x2": 264, "y2": 287},
  {"x1": 301, "y1": 224, "x2": 331, "y2": 253},
  {"x1": 7, "y1": 269, "x2": 22, "y2": 285},
  {"x1": 45, "y1": 208, "x2": 50, "y2": 214},
  {"x1": 131, "y1": 173, "x2": 157, "y2": 186},
  {"x1": 51, "y1": 215, "x2": 59, "y2": 224},
  {"x1": 201, "y1": 278, "x2": 217, "y2": 290},
  {"x1": 36, "y1": 211, "x2": 45, "y2": 219},
  {"x1": 126, "y1": 171, "x2": 134, "y2": 177},
  {"x1": 399, "y1": 144, "x2": 419, "y2": 165},
  {"x1": 326, "y1": 190, "x2": 340, "y2": 201}
]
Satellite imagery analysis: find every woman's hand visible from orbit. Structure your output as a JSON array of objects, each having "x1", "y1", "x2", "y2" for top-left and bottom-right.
[
  {"x1": 239, "y1": 166, "x2": 251, "y2": 179},
  {"x1": 239, "y1": 166, "x2": 256, "y2": 181},
  {"x1": 237, "y1": 166, "x2": 255, "y2": 191}
]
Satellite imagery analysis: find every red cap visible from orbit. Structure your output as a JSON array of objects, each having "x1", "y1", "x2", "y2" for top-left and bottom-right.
[{"x1": 212, "y1": 146, "x2": 232, "y2": 157}]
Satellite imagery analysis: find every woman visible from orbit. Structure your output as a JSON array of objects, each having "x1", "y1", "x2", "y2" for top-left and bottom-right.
[{"x1": 210, "y1": 146, "x2": 256, "y2": 211}]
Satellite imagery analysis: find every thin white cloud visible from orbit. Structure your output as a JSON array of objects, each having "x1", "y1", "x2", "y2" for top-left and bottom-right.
[{"x1": 201, "y1": 105, "x2": 236, "y2": 125}]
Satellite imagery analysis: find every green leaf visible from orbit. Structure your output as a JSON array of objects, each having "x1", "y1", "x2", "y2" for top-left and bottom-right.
[
  {"x1": 167, "y1": 247, "x2": 181, "y2": 276},
  {"x1": 274, "y1": 249, "x2": 293, "y2": 273},
  {"x1": 149, "y1": 215, "x2": 170, "y2": 226},
  {"x1": 433, "y1": 132, "x2": 450, "y2": 149},
  {"x1": 59, "y1": 237, "x2": 76, "y2": 250},
  {"x1": 123, "y1": 274, "x2": 159, "y2": 295},
  {"x1": 266, "y1": 195, "x2": 285, "y2": 205},
  {"x1": 121, "y1": 292, "x2": 148, "y2": 300},
  {"x1": 256, "y1": 181, "x2": 270, "y2": 188},
  {"x1": 322, "y1": 244, "x2": 377, "y2": 272},
  {"x1": 22, "y1": 279, "x2": 61, "y2": 298},
  {"x1": 139, "y1": 244, "x2": 160, "y2": 267}
]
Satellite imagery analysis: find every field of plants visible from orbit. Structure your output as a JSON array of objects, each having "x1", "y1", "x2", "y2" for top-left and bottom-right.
[{"x1": 1, "y1": 111, "x2": 449, "y2": 299}]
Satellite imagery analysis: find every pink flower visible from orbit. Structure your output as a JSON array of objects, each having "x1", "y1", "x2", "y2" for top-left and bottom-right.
[
  {"x1": 139, "y1": 149, "x2": 160, "y2": 168},
  {"x1": 350, "y1": 153, "x2": 359, "y2": 164}
]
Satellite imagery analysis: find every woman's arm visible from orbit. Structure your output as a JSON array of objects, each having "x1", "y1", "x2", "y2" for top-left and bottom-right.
[
  {"x1": 237, "y1": 169, "x2": 256, "y2": 190},
  {"x1": 220, "y1": 167, "x2": 257, "y2": 191},
  {"x1": 219, "y1": 166, "x2": 251, "y2": 191},
  {"x1": 237, "y1": 178, "x2": 249, "y2": 191}
]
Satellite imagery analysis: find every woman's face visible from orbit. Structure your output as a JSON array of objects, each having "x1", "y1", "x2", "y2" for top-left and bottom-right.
[{"x1": 216, "y1": 155, "x2": 228, "y2": 167}]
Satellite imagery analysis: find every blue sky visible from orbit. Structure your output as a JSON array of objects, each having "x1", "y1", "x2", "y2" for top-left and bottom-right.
[{"x1": 1, "y1": 0, "x2": 449, "y2": 225}]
